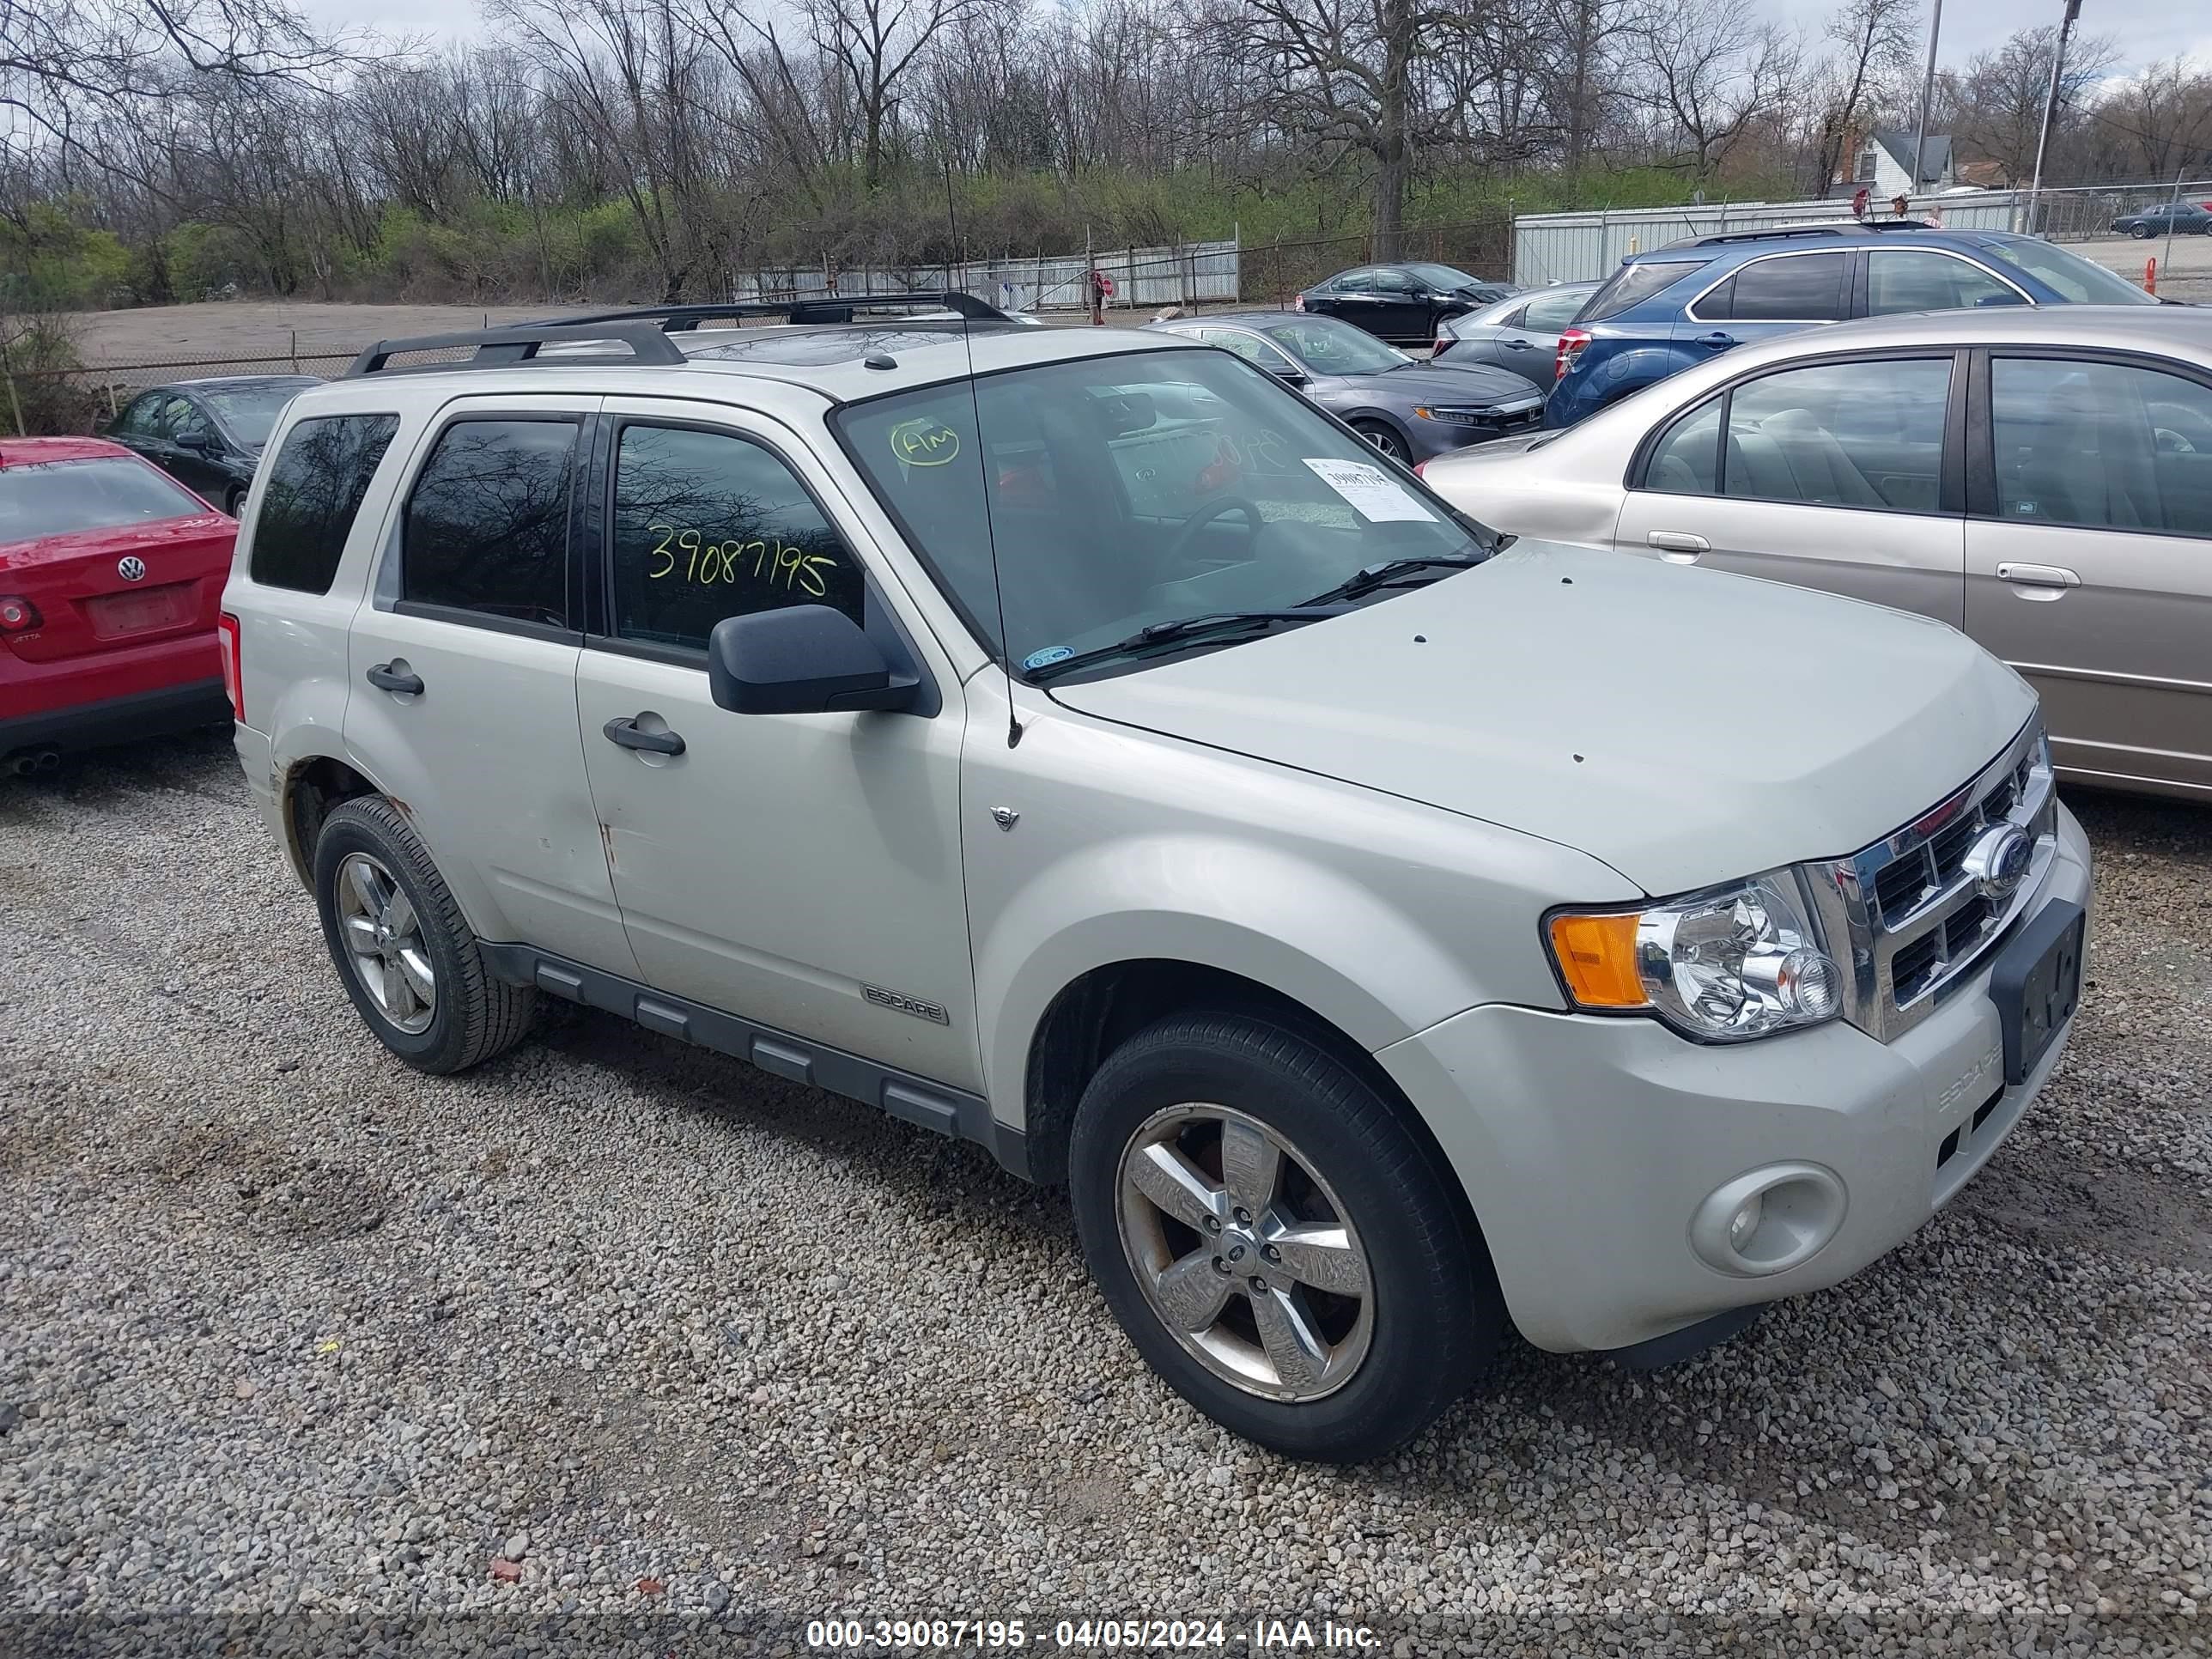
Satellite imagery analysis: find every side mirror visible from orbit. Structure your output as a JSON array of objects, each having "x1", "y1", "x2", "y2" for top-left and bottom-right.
[
  {"x1": 708, "y1": 605, "x2": 917, "y2": 716},
  {"x1": 178, "y1": 430, "x2": 213, "y2": 451},
  {"x1": 1268, "y1": 365, "x2": 1311, "y2": 388}
]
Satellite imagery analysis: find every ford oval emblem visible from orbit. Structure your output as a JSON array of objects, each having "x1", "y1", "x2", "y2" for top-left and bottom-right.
[
  {"x1": 1962, "y1": 824, "x2": 2033, "y2": 901},
  {"x1": 117, "y1": 556, "x2": 147, "y2": 582}
]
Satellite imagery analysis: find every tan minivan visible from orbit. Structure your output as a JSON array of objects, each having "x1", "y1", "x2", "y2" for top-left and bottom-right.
[{"x1": 1422, "y1": 304, "x2": 2212, "y2": 800}]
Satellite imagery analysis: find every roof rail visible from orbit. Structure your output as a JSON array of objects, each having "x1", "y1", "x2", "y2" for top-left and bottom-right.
[
  {"x1": 1668, "y1": 220, "x2": 1935, "y2": 249},
  {"x1": 343, "y1": 323, "x2": 687, "y2": 378},
  {"x1": 539, "y1": 291, "x2": 1015, "y2": 331}
]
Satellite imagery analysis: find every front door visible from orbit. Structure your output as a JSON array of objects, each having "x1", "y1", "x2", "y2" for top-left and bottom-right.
[
  {"x1": 343, "y1": 396, "x2": 641, "y2": 976},
  {"x1": 1613, "y1": 354, "x2": 1965, "y2": 624},
  {"x1": 1966, "y1": 351, "x2": 2212, "y2": 794},
  {"x1": 573, "y1": 398, "x2": 981, "y2": 1088}
]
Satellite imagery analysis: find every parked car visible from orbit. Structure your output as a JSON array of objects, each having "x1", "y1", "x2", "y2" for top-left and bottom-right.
[
  {"x1": 1547, "y1": 223, "x2": 2159, "y2": 429},
  {"x1": 2111, "y1": 202, "x2": 2212, "y2": 239},
  {"x1": 1423, "y1": 304, "x2": 2212, "y2": 799},
  {"x1": 224, "y1": 296, "x2": 2089, "y2": 1462},
  {"x1": 1431, "y1": 281, "x2": 1602, "y2": 383},
  {"x1": 0, "y1": 437, "x2": 237, "y2": 772},
  {"x1": 1295, "y1": 264, "x2": 1516, "y2": 344},
  {"x1": 1147, "y1": 311, "x2": 1543, "y2": 463},
  {"x1": 108, "y1": 374, "x2": 320, "y2": 516}
]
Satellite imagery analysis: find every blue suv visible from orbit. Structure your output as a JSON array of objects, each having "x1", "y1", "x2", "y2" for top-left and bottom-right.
[{"x1": 1546, "y1": 222, "x2": 2160, "y2": 428}]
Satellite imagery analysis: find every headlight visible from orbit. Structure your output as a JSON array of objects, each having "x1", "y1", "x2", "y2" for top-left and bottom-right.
[{"x1": 1547, "y1": 871, "x2": 1843, "y2": 1042}]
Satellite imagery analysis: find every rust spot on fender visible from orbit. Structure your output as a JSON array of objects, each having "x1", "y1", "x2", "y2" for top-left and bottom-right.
[{"x1": 386, "y1": 795, "x2": 414, "y2": 823}]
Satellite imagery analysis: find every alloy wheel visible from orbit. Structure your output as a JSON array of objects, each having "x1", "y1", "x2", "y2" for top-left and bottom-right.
[
  {"x1": 334, "y1": 851, "x2": 436, "y2": 1034},
  {"x1": 1114, "y1": 1103, "x2": 1374, "y2": 1402}
]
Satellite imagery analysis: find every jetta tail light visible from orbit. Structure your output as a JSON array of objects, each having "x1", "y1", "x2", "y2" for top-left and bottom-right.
[
  {"x1": 1555, "y1": 328, "x2": 1592, "y2": 381},
  {"x1": 216, "y1": 611, "x2": 244, "y2": 722},
  {"x1": 0, "y1": 595, "x2": 40, "y2": 632}
]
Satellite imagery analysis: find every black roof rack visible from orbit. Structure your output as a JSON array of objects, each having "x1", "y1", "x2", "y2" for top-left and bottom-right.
[
  {"x1": 1667, "y1": 220, "x2": 1935, "y2": 249},
  {"x1": 343, "y1": 322, "x2": 687, "y2": 378},
  {"x1": 538, "y1": 291, "x2": 1014, "y2": 331}
]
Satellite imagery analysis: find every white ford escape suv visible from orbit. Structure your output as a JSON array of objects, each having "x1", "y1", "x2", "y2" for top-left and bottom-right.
[{"x1": 222, "y1": 297, "x2": 2091, "y2": 1461}]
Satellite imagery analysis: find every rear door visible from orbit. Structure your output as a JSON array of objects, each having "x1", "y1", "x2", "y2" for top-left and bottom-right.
[
  {"x1": 1492, "y1": 288, "x2": 1589, "y2": 384},
  {"x1": 1965, "y1": 350, "x2": 2212, "y2": 794},
  {"x1": 1674, "y1": 249, "x2": 1853, "y2": 362},
  {"x1": 1613, "y1": 352, "x2": 1966, "y2": 624},
  {"x1": 1364, "y1": 268, "x2": 1427, "y2": 340},
  {"x1": 1317, "y1": 269, "x2": 1388, "y2": 332},
  {"x1": 342, "y1": 395, "x2": 641, "y2": 975}
]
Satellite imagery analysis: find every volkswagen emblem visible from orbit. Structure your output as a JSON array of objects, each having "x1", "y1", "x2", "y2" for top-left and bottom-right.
[
  {"x1": 117, "y1": 556, "x2": 147, "y2": 582},
  {"x1": 1961, "y1": 824, "x2": 2033, "y2": 901}
]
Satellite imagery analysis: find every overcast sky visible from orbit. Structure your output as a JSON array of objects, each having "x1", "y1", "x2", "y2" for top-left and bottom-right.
[{"x1": 304, "y1": 0, "x2": 2211, "y2": 82}]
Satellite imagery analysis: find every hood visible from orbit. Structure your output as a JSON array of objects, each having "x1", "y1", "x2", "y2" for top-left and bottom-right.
[
  {"x1": 1047, "y1": 541, "x2": 2036, "y2": 895},
  {"x1": 1346, "y1": 362, "x2": 1536, "y2": 406}
]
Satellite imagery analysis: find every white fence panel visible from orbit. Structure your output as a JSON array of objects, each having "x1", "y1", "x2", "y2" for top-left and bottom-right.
[{"x1": 729, "y1": 240, "x2": 1239, "y2": 312}]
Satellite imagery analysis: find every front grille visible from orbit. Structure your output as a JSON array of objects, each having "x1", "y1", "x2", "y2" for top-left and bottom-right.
[{"x1": 1808, "y1": 718, "x2": 2057, "y2": 1043}]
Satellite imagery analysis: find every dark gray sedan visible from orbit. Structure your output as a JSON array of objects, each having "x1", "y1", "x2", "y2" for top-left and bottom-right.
[
  {"x1": 1146, "y1": 311, "x2": 1544, "y2": 465},
  {"x1": 1431, "y1": 282, "x2": 1601, "y2": 384}
]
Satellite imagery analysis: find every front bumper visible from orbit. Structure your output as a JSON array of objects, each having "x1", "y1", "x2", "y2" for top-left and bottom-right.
[{"x1": 1376, "y1": 802, "x2": 2093, "y2": 1355}]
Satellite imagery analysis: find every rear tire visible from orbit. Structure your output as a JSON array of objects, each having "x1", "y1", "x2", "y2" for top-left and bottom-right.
[
  {"x1": 312, "y1": 796, "x2": 535, "y2": 1074},
  {"x1": 224, "y1": 485, "x2": 245, "y2": 517},
  {"x1": 1069, "y1": 1012, "x2": 1498, "y2": 1462}
]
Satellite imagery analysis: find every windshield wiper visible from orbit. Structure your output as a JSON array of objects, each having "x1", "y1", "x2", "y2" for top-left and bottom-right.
[
  {"x1": 1298, "y1": 552, "x2": 1489, "y2": 607},
  {"x1": 1025, "y1": 608, "x2": 1344, "y2": 683}
]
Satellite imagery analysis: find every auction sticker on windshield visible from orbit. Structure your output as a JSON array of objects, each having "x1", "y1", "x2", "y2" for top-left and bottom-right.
[{"x1": 1303, "y1": 458, "x2": 1435, "y2": 523}]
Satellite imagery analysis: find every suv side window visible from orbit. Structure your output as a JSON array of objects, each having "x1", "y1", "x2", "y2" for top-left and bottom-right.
[
  {"x1": 1867, "y1": 251, "x2": 2026, "y2": 315},
  {"x1": 608, "y1": 423, "x2": 864, "y2": 653},
  {"x1": 1990, "y1": 357, "x2": 2212, "y2": 538},
  {"x1": 251, "y1": 414, "x2": 401, "y2": 593},
  {"x1": 1723, "y1": 359, "x2": 1952, "y2": 511},
  {"x1": 401, "y1": 417, "x2": 577, "y2": 628},
  {"x1": 1701, "y1": 253, "x2": 1849, "y2": 323}
]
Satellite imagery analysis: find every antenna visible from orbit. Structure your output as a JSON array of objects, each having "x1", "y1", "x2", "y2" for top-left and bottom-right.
[{"x1": 945, "y1": 155, "x2": 1024, "y2": 748}]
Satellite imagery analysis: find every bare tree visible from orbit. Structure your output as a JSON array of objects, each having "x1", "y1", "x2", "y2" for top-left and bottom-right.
[
  {"x1": 808, "y1": 0, "x2": 998, "y2": 190},
  {"x1": 1620, "y1": 0, "x2": 1801, "y2": 181},
  {"x1": 1808, "y1": 0, "x2": 1918, "y2": 197},
  {"x1": 1944, "y1": 24, "x2": 2115, "y2": 185},
  {"x1": 2087, "y1": 58, "x2": 2212, "y2": 183}
]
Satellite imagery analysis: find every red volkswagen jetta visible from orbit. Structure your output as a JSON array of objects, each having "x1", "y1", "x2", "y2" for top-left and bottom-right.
[{"x1": 0, "y1": 437, "x2": 238, "y2": 774}]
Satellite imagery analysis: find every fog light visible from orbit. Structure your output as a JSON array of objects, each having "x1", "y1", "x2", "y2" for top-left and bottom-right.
[{"x1": 1728, "y1": 1194, "x2": 1764, "y2": 1252}]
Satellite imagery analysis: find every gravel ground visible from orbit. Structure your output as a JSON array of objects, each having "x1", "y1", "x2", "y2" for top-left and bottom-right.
[{"x1": 2, "y1": 732, "x2": 2209, "y2": 1657}]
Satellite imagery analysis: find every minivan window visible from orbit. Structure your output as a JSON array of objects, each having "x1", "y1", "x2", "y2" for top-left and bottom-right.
[
  {"x1": 251, "y1": 414, "x2": 401, "y2": 593},
  {"x1": 607, "y1": 424, "x2": 864, "y2": 652},
  {"x1": 1581, "y1": 260, "x2": 1706, "y2": 324},
  {"x1": 1710, "y1": 253, "x2": 1849, "y2": 322},
  {"x1": 834, "y1": 349, "x2": 1491, "y2": 678},
  {"x1": 401, "y1": 418, "x2": 576, "y2": 628}
]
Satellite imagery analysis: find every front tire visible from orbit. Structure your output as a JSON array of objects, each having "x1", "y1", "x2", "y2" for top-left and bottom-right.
[
  {"x1": 224, "y1": 485, "x2": 246, "y2": 517},
  {"x1": 1352, "y1": 421, "x2": 1411, "y2": 465},
  {"x1": 2131, "y1": 223, "x2": 2155, "y2": 239},
  {"x1": 1069, "y1": 1012, "x2": 1498, "y2": 1461},
  {"x1": 312, "y1": 796, "x2": 535, "y2": 1073}
]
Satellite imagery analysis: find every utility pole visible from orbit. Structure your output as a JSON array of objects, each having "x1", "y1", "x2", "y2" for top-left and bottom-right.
[
  {"x1": 2026, "y1": 0, "x2": 2083, "y2": 235},
  {"x1": 1911, "y1": 0, "x2": 1946, "y2": 204}
]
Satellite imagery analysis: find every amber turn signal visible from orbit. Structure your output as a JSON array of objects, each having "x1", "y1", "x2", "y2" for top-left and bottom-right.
[{"x1": 1547, "y1": 911, "x2": 1649, "y2": 1009}]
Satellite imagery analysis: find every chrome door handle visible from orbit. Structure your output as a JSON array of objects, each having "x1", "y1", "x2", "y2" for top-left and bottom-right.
[
  {"x1": 1996, "y1": 562, "x2": 2081, "y2": 589},
  {"x1": 1646, "y1": 530, "x2": 1710, "y2": 562}
]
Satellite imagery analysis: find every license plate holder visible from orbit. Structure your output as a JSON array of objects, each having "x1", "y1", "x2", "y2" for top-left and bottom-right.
[
  {"x1": 1989, "y1": 899, "x2": 2084, "y2": 1085},
  {"x1": 87, "y1": 583, "x2": 192, "y2": 637}
]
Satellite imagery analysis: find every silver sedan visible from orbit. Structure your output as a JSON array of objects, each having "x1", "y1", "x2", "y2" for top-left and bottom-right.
[
  {"x1": 1431, "y1": 281, "x2": 1600, "y2": 384},
  {"x1": 1420, "y1": 303, "x2": 2212, "y2": 800}
]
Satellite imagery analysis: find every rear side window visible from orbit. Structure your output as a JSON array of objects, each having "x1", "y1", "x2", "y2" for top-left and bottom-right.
[
  {"x1": 250, "y1": 414, "x2": 400, "y2": 593},
  {"x1": 1705, "y1": 253, "x2": 1849, "y2": 322},
  {"x1": 402, "y1": 418, "x2": 576, "y2": 628},
  {"x1": 1581, "y1": 260, "x2": 1706, "y2": 324},
  {"x1": 1521, "y1": 289, "x2": 1591, "y2": 331},
  {"x1": 1644, "y1": 398, "x2": 1722, "y2": 495},
  {"x1": 0, "y1": 457, "x2": 204, "y2": 541},
  {"x1": 607, "y1": 424, "x2": 863, "y2": 652}
]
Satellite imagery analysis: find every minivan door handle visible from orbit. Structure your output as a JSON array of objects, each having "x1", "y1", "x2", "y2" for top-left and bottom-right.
[
  {"x1": 603, "y1": 715, "x2": 686, "y2": 757},
  {"x1": 365, "y1": 661, "x2": 423, "y2": 696},
  {"x1": 1996, "y1": 562, "x2": 2081, "y2": 590},
  {"x1": 1646, "y1": 530, "x2": 1711, "y2": 562}
]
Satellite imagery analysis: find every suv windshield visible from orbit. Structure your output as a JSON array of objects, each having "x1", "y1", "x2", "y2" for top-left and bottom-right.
[
  {"x1": 836, "y1": 348, "x2": 1491, "y2": 679},
  {"x1": 1979, "y1": 237, "x2": 2159, "y2": 305},
  {"x1": 1255, "y1": 316, "x2": 1408, "y2": 374},
  {"x1": 1580, "y1": 259, "x2": 1709, "y2": 324}
]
